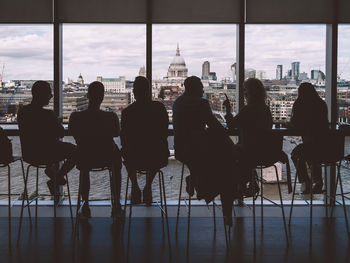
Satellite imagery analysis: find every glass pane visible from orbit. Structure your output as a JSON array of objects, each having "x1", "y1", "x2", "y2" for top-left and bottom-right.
[
  {"x1": 0, "y1": 25, "x2": 53, "y2": 124},
  {"x1": 63, "y1": 24, "x2": 146, "y2": 123},
  {"x1": 153, "y1": 24, "x2": 237, "y2": 201},
  {"x1": 245, "y1": 25, "x2": 327, "y2": 201},
  {"x1": 62, "y1": 24, "x2": 146, "y2": 201},
  {"x1": 338, "y1": 25, "x2": 350, "y2": 198}
]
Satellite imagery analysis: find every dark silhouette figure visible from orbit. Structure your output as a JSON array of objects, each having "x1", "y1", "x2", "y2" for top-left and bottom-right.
[
  {"x1": 17, "y1": 80, "x2": 76, "y2": 195},
  {"x1": 173, "y1": 76, "x2": 237, "y2": 225},
  {"x1": 120, "y1": 76, "x2": 169, "y2": 206},
  {"x1": 69, "y1": 81, "x2": 122, "y2": 218},
  {"x1": 223, "y1": 78, "x2": 273, "y2": 196},
  {"x1": 289, "y1": 82, "x2": 329, "y2": 194}
]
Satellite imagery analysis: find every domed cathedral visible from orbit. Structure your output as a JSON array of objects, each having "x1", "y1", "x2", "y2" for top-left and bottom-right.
[{"x1": 167, "y1": 44, "x2": 188, "y2": 80}]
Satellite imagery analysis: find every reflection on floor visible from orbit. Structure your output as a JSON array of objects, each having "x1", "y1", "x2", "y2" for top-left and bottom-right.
[{"x1": 1, "y1": 206, "x2": 350, "y2": 263}]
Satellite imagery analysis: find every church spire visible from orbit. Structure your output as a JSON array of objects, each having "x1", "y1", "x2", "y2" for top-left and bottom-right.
[{"x1": 176, "y1": 43, "x2": 180, "y2": 56}]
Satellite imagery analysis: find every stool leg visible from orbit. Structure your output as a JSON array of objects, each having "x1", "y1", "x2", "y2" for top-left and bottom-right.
[
  {"x1": 17, "y1": 165, "x2": 30, "y2": 246},
  {"x1": 20, "y1": 160, "x2": 31, "y2": 225},
  {"x1": 35, "y1": 167, "x2": 39, "y2": 225},
  {"x1": 260, "y1": 166, "x2": 264, "y2": 228},
  {"x1": 309, "y1": 166, "x2": 313, "y2": 247},
  {"x1": 213, "y1": 201, "x2": 216, "y2": 233},
  {"x1": 275, "y1": 165, "x2": 289, "y2": 246},
  {"x1": 330, "y1": 169, "x2": 340, "y2": 218},
  {"x1": 158, "y1": 172, "x2": 164, "y2": 233},
  {"x1": 124, "y1": 175, "x2": 129, "y2": 215},
  {"x1": 109, "y1": 171, "x2": 115, "y2": 217},
  {"x1": 8, "y1": 165, "x2": 11, "y2": 222},
  {"x1": 160, "y1": 171, "x2": 171, "y2": 259},
  {"x1": 65, "y1": 174, "x2": 73, "y2": 227},
  {"x1": 74, "y1": 172, "x2": 82, "y2": 242},
  {"x1": 252, "y1": 169, "x2": 256, "y2": 249},
  {"x1": 176, "y1": 163, "x2": 185, "y2": 235},
  {"x1": 337, "y1": 163, "x2": 350, "y2": 238},
  {"x1": 53, "y1": 169, "x2": 57, "y2": 219},
  {"x1": 324, "y1": 166, "x2": 328, "y2": 218},
  {"x1": 289, "y1": 159, "x2": 299, "y2": 228}
]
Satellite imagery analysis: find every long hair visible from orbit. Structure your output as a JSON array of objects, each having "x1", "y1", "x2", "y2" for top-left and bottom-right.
[
  {"x1": 244, "y1": 78, "x2": 267, "y2": 105},
  {"x1": 296, "y1": 82, "x2": 322, "y2": 103}
]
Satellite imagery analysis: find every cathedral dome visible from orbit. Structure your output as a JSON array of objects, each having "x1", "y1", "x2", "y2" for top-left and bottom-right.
[
  {"x1": 167, "y1": 44, "x2": 188, "y2": 80},
  {"x1": 170, "y1": 44, "x2": 186, "y2": 66}
]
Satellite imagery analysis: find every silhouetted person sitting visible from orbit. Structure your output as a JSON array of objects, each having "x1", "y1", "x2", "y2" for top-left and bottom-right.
[
  {"x1": 223, "y1": 78, "x2": 273, "y2": 196},
  {"x1": 173, "y1": 76, "x2": 236, "y2": 225},
  {"x1": 289, "y1": 82, "x2": 329, "y2": 194},
  {"x1": 17, "y1": 80, "x2": 76, "y2": 196},
  {"x1": 69, "y1": 81, "x2": 123, "y2": 218},
  {"x1": 121, "y1": 76, "x2": 169, "y2": 206}
]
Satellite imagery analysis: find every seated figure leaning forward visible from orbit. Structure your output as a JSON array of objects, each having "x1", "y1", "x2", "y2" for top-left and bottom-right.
[
  {"x1": 17, "y1": 80, "x2": 77, "y2": 198},
  {"x1": 173, "y1": 76, "x2": 240, "y2": 225},
  {"x1": 121, "y1": 76, "x2": 169, "y2": 206}
]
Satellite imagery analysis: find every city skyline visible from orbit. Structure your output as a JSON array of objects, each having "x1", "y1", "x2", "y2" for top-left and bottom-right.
[{"x1": 0, "y1": 25, "x2": 349, "y2": 83}]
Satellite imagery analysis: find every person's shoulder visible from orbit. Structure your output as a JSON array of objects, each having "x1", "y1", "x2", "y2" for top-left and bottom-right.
[
  {"x1": 101, "y1": 110, "x2": 119, "y2": 120},
  {"x1": 69, "y1": 110, "x2": 82, "y2": 121},
  {"x1": 151, "y1": 100, "x2": 166, "y2": 109},
  {"x1": 199, "y1": 97, "x2": 209, "y2": 106},
  {"x1": 122, "y1": 102, "x2": 136, "y2": 114}
]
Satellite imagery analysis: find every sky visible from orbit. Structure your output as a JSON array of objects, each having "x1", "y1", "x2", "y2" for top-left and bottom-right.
[{"x1": 0, "y1": 24, "x2": 349, "y2": 83}]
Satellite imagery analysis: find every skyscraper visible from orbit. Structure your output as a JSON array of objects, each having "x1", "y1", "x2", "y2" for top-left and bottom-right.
[
  {"x1": 202, "y1": 61, "x2": 210, "y2": 80},
  {"x1": 291, "y1": 61, "x2": 300, "y2": 80},
  {"x1": 276, "y1": 65, "x2": 283, "y2": 80},
  {"x1": 311, "y1": 69, "x2": 325, "y2": 81}
]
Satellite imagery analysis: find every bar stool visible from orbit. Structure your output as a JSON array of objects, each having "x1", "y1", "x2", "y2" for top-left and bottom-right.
[
  {"x1": 175, "y1": 162, "x2": 216, "y2": 236},
  {"x1": 124, "y1": 169, "x2": 171, "y2": 254},
  {"x1": 249, "y1": 132, "x2": 290, "y2": 246},
  {"x1": 288, "y1": 131, "x2": 349, "y2": 245},
  {"x1": 0, "y1": 156, "x2": 31, "y2": 222},
  {"x1": 17, "y1": 161, "x2": 73, "y2": 246},
  {"x1": 74, "y1": 165, "x2": 120, "y2": 241}
]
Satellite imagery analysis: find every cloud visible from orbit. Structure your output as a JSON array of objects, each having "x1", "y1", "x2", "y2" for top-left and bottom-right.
[{"x1": 0, "y1": 24, "x2": 349, "y2": 82}]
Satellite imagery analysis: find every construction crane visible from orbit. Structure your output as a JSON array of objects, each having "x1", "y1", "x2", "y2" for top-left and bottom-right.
[{"x1": 0, "y1": 64, "x2": 4, "y2": 88}]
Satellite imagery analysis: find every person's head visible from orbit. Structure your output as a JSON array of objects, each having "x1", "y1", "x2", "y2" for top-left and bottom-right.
[
  {"x1": 297, "y1": 82, "x2": 320, "y2": 102},
  {"x1": 87, "y1": 81, "x2": 105, "y2": 107},
  {"x1": 184, "y1": 76, "x2": 204, "y2": 97},
  {"x1": 244, "y1": 78, "x2": 266, "y2": 105},
  {"x1": 133, "y1": 76, "x2": 151, "y2": 102},
  {"x1": 31, "y1": 81, "x2": 52, "y2": 107}
]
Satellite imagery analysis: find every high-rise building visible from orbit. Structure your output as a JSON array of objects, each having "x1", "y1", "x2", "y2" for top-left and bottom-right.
[
  {"x1": 231, "y1": 63, "x2": 236, "y2": 82},
  {"x1": 256, "y1": 70, "x2": 266, "y2": 80},
  {"x1": 311, "y1": 69, "x2": 325, "y2": 81},
  {"x1": 291, "y1": 61, "x2": 300, "y2": 80},
  {"x1": 245, "y1": 68, "x2": 256, "y2": 79},
  {"x1": 276, "y1": 65, "x2": 283, "y2": 80},
  {"x1": 299, "y1": 72, "x2": 308, "y2": 81},
  {"x1": 202, "y1": 61, "x2": 210, "y2": 80},
  {"x1": 139, "y1": 66, "x2": 146, "y2": 77}
]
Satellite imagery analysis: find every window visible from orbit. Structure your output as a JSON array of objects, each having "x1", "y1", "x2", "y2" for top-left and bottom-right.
[
  {"x1": 245, "y1": 25, "x2": 327, "y2": 200},
  {"x1": 62, "y1": 24, "x2": 146, "y2": 123},
  {"x1": 152, "y1": 24, "x2": 236, "y2": 200},
  {"x1": 153, "y1": 24, "x2": 237, "y2": 121},
  {"x1": 0, "y1": 25, "x2": 53, "y2": 123},
  {"x1": 338, "y1": 25, "x2": 350, "y2": 197}
]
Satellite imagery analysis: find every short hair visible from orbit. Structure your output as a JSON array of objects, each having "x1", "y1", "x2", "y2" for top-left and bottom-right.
[
  {"x1": 184, "y1": 76, "x2": 202, "y2": 95},
  {"x1": 133, "y1": 76, "x2": 150, "y2": 99},
  {"x1": 244, "y1": 78, "x2": 266, "y2": 104},
  {"x1": 88, "y1": 81, "x2": 104, "y2": 102},
  {"x1": 31, "y1": 81, "x2": 51, "y2": 98}
]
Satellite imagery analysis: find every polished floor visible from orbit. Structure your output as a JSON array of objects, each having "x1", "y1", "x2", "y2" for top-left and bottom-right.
[{"x1": 1, "y1": 206, "x2": 350, "y2": 263}]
